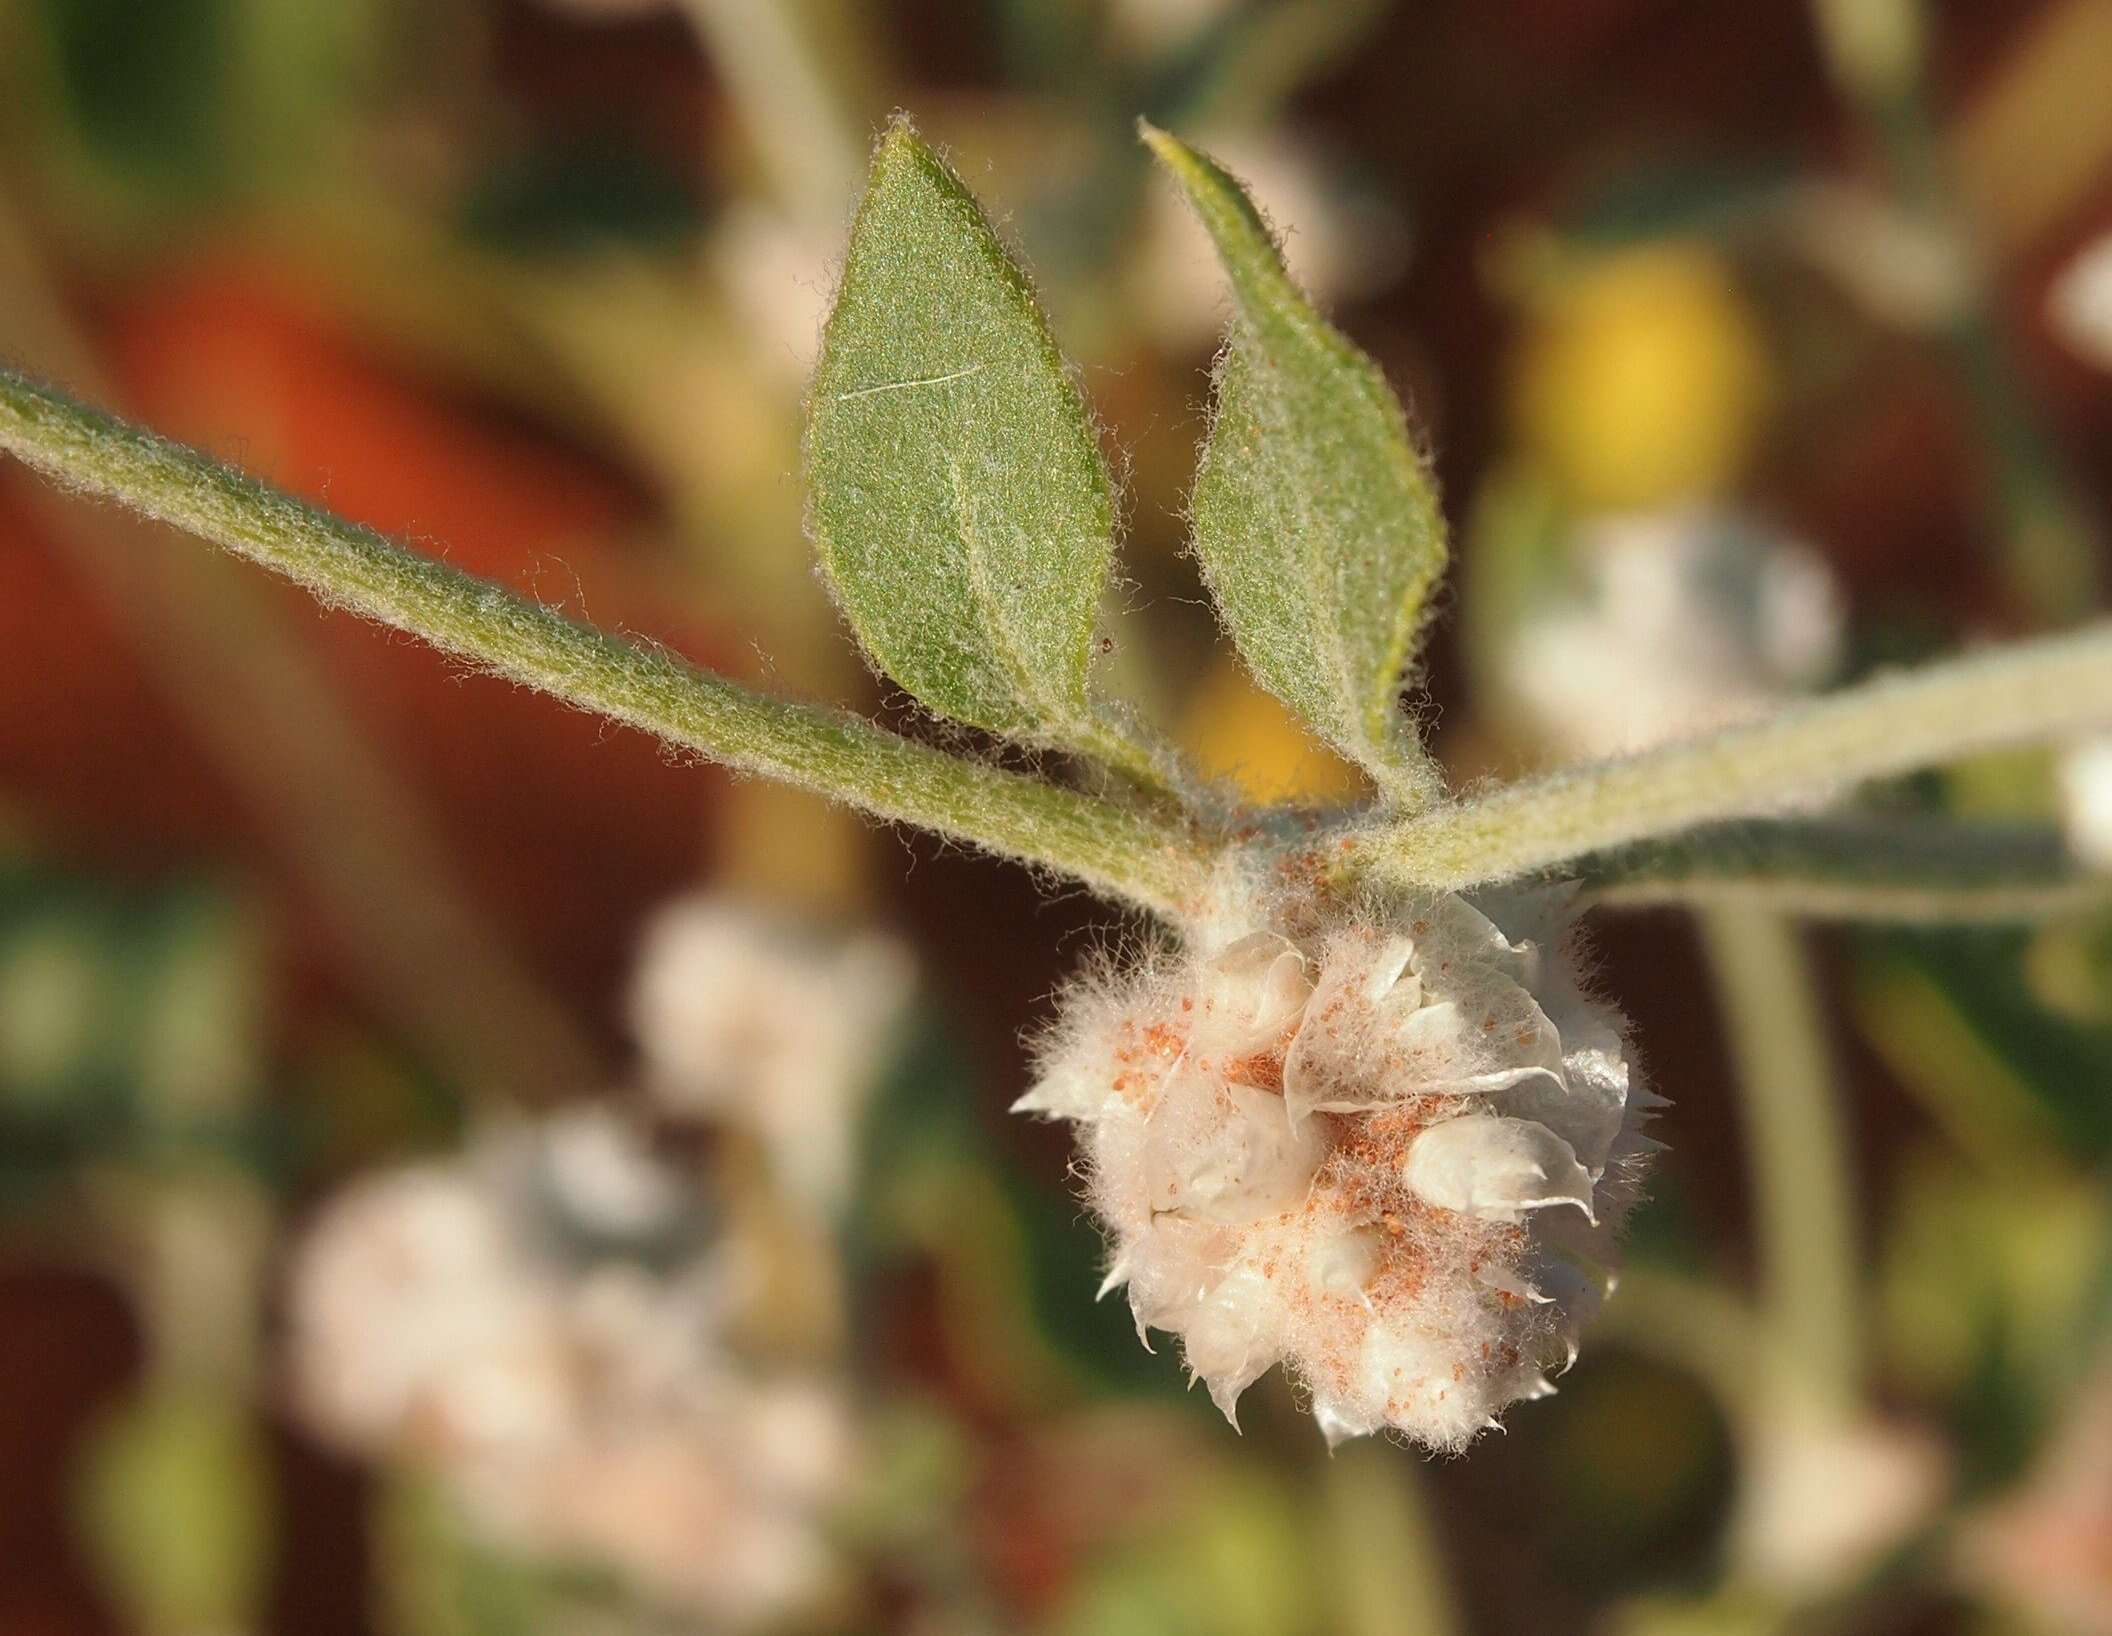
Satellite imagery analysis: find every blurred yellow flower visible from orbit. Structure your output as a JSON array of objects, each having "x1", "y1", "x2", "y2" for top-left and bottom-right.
[
  {"x1": 1183, "y1": 657, "x2": 1366, "y2": 805},
  {"x1": 1512, "y1": 243, "x2": 1771, "y2": 511}
]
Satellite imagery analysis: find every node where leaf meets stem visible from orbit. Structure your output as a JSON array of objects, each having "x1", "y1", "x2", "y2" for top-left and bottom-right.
[{"x1": 7, "y1": 359, "x2": 2112, "y2": 927}]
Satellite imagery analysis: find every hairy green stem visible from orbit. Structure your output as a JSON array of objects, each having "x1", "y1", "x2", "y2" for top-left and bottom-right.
[
  {"x1": 1575, "y1": 816, "x2": 2103, "y2": 922},
  {"x1": 1356, "y1": 627, "x2": 2112, "y2": 890},
  {"x1": 0, "y1": 199, "x2": 607, "y2": 1100},
  {"x1": 0, "y1": 366, "x2": 1212, "y2": 916},
  {"x1": 14, "y1": 358, "x2": 2112, "y2": 922}
]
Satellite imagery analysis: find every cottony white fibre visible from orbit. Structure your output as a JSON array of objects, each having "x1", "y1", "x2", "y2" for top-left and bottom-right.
[
  {"x1": 287, "y1": 1109, "x2": 853, "y2": 1627},
  {"x1": 1019, "y1": 882, "x2": 1655, "y2": 1451}
]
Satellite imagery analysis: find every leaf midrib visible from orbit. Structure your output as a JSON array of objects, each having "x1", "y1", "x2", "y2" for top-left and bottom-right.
[
  {"x1": 946, "y1": 451, "x2": 1086, "y2": 736},
  {"x1": 1245, "y1": 287, "x2": 1434, "y2": 766},
  {"x1": 1231, "y1": 325, "x2": 1371, "y2": 765}
]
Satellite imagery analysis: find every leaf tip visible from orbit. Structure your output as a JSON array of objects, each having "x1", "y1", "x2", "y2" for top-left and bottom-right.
[
  {"x1": 1136, "y1": 122, "x2": 1281, "y2": 281},
  {"x1": 863, "y1": 114, "x2": 988, "y2": 236},
  {"x1": 873, "y1": 112, "x2": 931, "y2": 174},
  {"x1": 1136, "y1": 119, "x2": 1207, "y2": 187}
]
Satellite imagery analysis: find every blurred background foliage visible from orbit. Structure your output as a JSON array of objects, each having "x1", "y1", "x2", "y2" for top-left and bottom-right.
[{"x1": 0, "y1": 0, "x2": 2110, "y2": 1632}]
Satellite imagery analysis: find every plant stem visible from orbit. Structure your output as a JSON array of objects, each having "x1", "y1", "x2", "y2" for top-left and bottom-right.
[
  {"x1": 1849, "y1": 958, "x2": 2069, "y2": 1175},
  {"x1": 676, "y1": 0, "x2": 868, "y2": 230},
  {"x1": 1697, "y1": 909, "x2": 1864, "y2": 1418},
  {"x1": 1354, "y1": 625, "x2": 2112, "y2": 890},
  {"x1": 0, "y1": 366, "x2": 1212, "y2": 917},
  {"x1": 1574, "y1": 816, "x2": 2103, "y2": 922},
  {"x1": 1595, "y1": 1265, "x2": 1766, "y2": 1414},
  {"x1": 0, "y1": 198, "x2": 607, "y2": 1100},
  {"x1": 1321, "y1": 1445, "x2": 1461, "y2": 1636},
  {"x1": 1812, "y1": 0, "x2": 2104, "y2": 621}
]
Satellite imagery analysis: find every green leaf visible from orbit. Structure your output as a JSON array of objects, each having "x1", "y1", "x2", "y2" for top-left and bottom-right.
[
  {"x1": 807, "y1": 121, "x2": 1153, "y2": 777},
  {"x1": 1144, "y1": 122, "x2": 1448, "y2": 805}
]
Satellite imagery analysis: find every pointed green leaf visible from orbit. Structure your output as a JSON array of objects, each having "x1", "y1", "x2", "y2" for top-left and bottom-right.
[
  {"x1": 1144, "y1": 123, "x2": 1448, "y2": 804},
  {"x1": 807, "y1": 121, "x2": 1145, "y2": 771}
]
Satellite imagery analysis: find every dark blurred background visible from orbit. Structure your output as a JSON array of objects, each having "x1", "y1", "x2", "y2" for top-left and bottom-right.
[{"x1": 2, "y1": 2, "x2": 2110, "y2": 1633}]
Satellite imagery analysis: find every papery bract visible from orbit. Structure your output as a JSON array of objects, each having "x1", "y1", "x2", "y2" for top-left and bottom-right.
[{"x1": 1020, "y1": 877, "x2": 1655, "y2": 1450}]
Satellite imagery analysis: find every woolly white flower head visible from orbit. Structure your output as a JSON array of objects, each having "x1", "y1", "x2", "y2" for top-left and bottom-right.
[
  {"x1": 1507, "y1": 508, "x2": 1843, "y2": 761},
  {"x1": 287, "y1": 1108, "x2": 853, "y2": 1626},
  {"x1": 629, "y1": 895, "x2": 914, "y2": 1212},
  {"x1": 1019, "y1": 873, "x2": 1655, "y2": 1451}
]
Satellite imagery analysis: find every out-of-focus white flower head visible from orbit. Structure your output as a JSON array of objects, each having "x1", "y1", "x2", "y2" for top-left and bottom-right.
[
  {"x1": 1956, "y1": 1362, "x2": 2112, "y2": 1635},
  {"x1": 1018, "y1": 867, "x2": 1656, "y2": 1451},
  {"x1": 2060, "y1": 737, "x2": 2112, "y2": 872},
  {"x1": 1506, "y1": 508, "x2": 1845, "y2": 761},
  {"x1": 288, "y1": 1160, "x2": 578, "y2": 1463},
  {"x1": 1731, "y1": 1414, "x2": 1948, "y2": 1594},
  {"x1": 2049, "y1": 231, "x2": 2112, "y2": 373},
  {"x1": 287, "y1": 1108, "x2": 853, "y2": 1627},
  {"x1": 629, "y1": 896, "x2": 914, "y2": 1213}
]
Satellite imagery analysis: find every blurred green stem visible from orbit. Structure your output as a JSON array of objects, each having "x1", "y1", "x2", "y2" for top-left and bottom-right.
[
  {"x1": 0, "y1": 366, "x2": 1213, "y2": 916},
  {"x1": 1812, "y1": 0, "x2": 2104, "y2": 621},
  {"x1": 677, "y1": 0, "x2": 867, "y2": 226},
  {"x1": 1698, "y1": 909, "x2": 1863, "y2": 1417},
  {"x1": 1576, "y1": 816, "x2": 2106, "y2": 922},
  {"x1": 1599, "y1": 1266, "x2": 1768, "y2": 1411},
  {"x1": 109, "y1": 1179, "x2": 269, "y2": 1389},
  {"x1": 1321, "y1": 1445, "x2": 1461, "y2": 1636}
]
